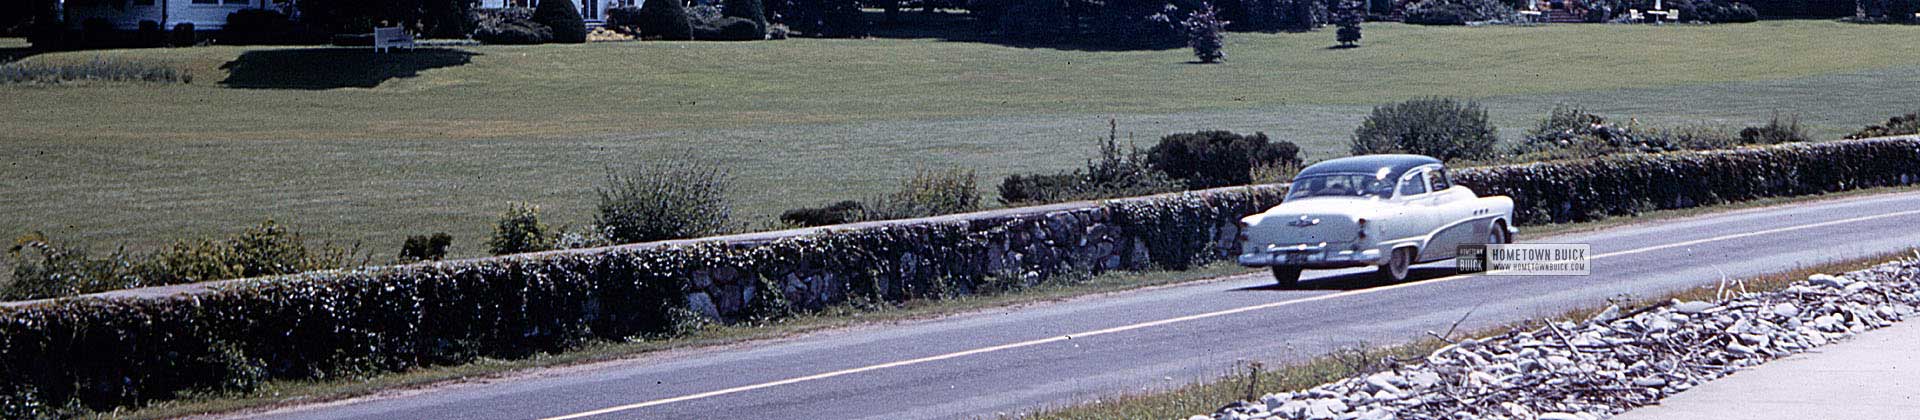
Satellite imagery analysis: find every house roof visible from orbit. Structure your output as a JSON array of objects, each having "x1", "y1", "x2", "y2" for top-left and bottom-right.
[{"x1": 1296, "y1": 154, "x2": 1441, "y2": 181}]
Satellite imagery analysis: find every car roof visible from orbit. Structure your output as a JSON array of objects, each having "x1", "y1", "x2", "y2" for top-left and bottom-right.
[{"x1": 1296, "y1": 154, "x2": 1441, "y2": 181}]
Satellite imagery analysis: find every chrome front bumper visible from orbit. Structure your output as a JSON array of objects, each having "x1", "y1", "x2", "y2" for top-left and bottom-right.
[{"x1": 1237, "y1": 244, "x2": 1382, "y2": 267}]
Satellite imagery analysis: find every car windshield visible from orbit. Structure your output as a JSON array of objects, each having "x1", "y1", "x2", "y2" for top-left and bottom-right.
[{"x1": 1285, "y1": 174, "x2": 1393, "y2": 201}]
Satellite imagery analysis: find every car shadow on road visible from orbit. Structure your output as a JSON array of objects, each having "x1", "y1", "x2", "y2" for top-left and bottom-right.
[{"x1": 1232, "y1": 267, "x2": 1462, "y2": 291}]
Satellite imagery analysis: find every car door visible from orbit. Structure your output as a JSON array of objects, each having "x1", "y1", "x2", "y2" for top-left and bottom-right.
[
  {"x1": 1392, "y1": 169, "x2": 1438, "y2": 250},
  {"x1": 1422, "y1": 168, "x2": 1491, "y2": 260}
]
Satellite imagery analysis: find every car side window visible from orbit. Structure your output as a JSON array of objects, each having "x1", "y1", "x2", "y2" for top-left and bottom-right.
[
  {"x1": 1397, "y1": 170, "x2": 1428, "y2": 197},
  {"x1": 1428, "y1": 168, "x2": 1451, "y2": 191}
]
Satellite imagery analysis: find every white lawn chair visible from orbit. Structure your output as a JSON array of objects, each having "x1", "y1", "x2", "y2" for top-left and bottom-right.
[
  {"x1": 1668, "y1": 9, "x2": 1680, "y2": 21},
  {"x1": 374, "y1": 27, "x2": 416, "y2": 53},
  {"x1": 1628, "y1": 9, "x2": 1642, "y2": 21}
]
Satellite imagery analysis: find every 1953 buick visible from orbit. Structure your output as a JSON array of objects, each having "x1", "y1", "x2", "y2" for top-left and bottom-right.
[{"x1": 1237, "y1": 154, "x2": 1516, "y2": 286}]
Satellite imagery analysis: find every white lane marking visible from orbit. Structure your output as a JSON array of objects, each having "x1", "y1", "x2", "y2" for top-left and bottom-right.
[{"x1": 540, "y1": 207, "x2": 1920, "y2": 420}]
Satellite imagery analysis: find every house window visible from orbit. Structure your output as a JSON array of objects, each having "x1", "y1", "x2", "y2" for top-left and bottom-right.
[
  {"x1": 134, "y1": 0, "x2": 156, "y2": 5},
  {"x1": 511, "y1": 0, "x2": 537, "y2": 7},
  {"x1": 192, "y1": 0, "x2": 219, "y2": 4}
]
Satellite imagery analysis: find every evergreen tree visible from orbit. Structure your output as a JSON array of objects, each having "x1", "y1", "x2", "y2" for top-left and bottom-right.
[
  {"x1": 1334, "y1": 0, "x2": 1362, "y2": 47},
  {"x1": 1182, "y1": 4, "x2": 1227, "y2": 63}
]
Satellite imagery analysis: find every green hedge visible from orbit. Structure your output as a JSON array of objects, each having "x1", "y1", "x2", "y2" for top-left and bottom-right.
[
  {"x1": 0, "y1": 187, "x2": 1283, "y2": 417},
  {"x1": 8, "y1": 138, "x2": 1920, "y2": 416},
  {"x1": 1453, "y1": 138, "x2": 1920, "y2": 225}
]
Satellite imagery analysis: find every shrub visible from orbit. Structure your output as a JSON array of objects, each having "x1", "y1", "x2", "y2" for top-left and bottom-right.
[
  {"x1": 489, "y1": 203, "x2": 554, "y2": 255},
  {"x1": 473, "y1": 9, "x2": 555, "y2": 45},
  {"x1": 775, "y1": 0, "x2": 865, "y2": 37},
  {"x1": 223, "y1": 9, "x2": 293, "y2": 45},
  {"x1": 1351, "y1": 97, "x2": 1499, "y2": 162},
  {"x1": 1738, "y1": 113, "x2": 1810, "y2": 145},
  {"x1": 0, "y1": 58, "x2": 192, "y2": 85},
  {"x1": 630, "y1": 0, "x2": 694, "y2": 39},
  {"x1": 693, "y1": 16, "x2": 766, "y2": 40},
  {"x1": 1846, "y1": 112, "x2": 1920, "y2": 139},
  {"x1": 999, "y1": 121, "x2": 1183, "y2": 206},
  {"x1": 780, "y1": 200, "x2": 866, "y2": 227},
  {"x1": 725, "y1": 0, "x2": 769, "y2": 29},
  {"x1": 864, "y1": 168, "x2": 982, "y2": 220},
  {"x1": 596, "y1": 159, "x2": 735, "y2": 244},
  {"x1": 170, "y1": 22, "x2": 197, "y2": 47},
  {"x1": 400, "y1": 233, "x2": 453, "y2": 262},
  {"x1": 534, "y1": 0, "x2": 589, "y2": 43},
  {"x1": 1148, "y1": 130, "x2": 1302, "y2": 189},
  {"x1": 3, "y1": 233, "x2": 140, "y2": 300},
  {"x1": 1404, "y1": 0, "x2": 1513, "y2": 24},
  {"x1": 1179, "y1": 4, "x2": 1227, "y2": 63},
  {"x1": 136, "y1": 20, "x2": 165, "y2": 47}
]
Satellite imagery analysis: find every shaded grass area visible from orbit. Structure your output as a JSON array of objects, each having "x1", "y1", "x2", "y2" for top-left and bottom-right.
[
  {"x1": 5, "y1": 22, "x2": 1920, "y2": 258},
  {"x1": 1021, "y1": 250, "x2": 1917, "y2": 419}
]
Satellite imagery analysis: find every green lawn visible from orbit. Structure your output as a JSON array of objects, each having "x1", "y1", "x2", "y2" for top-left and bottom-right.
[{"x1": 3, "y1": 20, "x2": 1919, "y2": 258}]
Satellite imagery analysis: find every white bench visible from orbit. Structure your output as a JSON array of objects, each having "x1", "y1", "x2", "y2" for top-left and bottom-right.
[{"x1": 374, "y1": 27, "x2": 415, "y2": 53}]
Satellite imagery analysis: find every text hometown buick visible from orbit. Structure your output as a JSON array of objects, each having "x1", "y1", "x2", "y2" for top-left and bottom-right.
[{"x1": 1237, "y1": 154, "x2": 1517, "y2": 285}]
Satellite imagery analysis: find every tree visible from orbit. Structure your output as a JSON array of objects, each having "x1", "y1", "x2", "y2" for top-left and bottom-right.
[
  {"x1": 725, "y1": 0, "x2": 769, "y2": 31},
  {"x1": 1333, "y1": 0, "x2": 1362, "y2": 47},
  {"x1": 1181, "y1": 4, "x2": 1228, "y2": 63},
  {"x1": 534, "y1": 0, "x2": 588, "y2": 43},
  {"x1": 634, "y1": 0, "x2": 694, "y2": 40}
]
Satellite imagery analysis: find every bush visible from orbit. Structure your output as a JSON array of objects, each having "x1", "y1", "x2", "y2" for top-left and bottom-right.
[
  {"x1": 489, "y1": 203, "x2": 554, "y2": 255},
  {"x1": 1846, "y1": 112, "x2": 1920, "y2": 139},
  {"x1": 693, "y1": 16, "x2": 766, "y2": 40},
  {"x1": 629, "y1": 0, "x2": 694, "y2": 39},
  {"x1": 780, "y1": 200, "x2": 866, "y2": 227},
  {"x1": 170, "y1": 22, "x2": 197, "y2": 47},
  {"x1": 1738, "y1": 113, "x2": 1810, "y2": 145},
  {"x1": 1404, "y1": 0, "x2": 1513, "y2": 24},
  {"x1": 534, "y1": 0, "x2": 589, "y2": 43},
  {"x1": 725, "y1": 0, "x2": 769, "y2": 29},
  {"x1": 1351, "y1": 97, "x2": 1499, "y2": 162},
  {"x1": 1457, "y1": 138, "x2": 1920, "y2": 225},
  {"x1": 1179, "y1": 4, "x2": 1227, "y2": 63},
  {"x1": 774, "y1": 0, "x2": 865, "y2": 37},
  {"x1": 1, "y1": 57, "x2": 192, "y2": 85},
  {"x1": 1000, "y1": 121, "x2": 1184, "y2": 205},
  {"x1": 400, "y1": 233, "x2": 453, "y2": 262},
  {"x1": 3, "y1": 233, "x2": 140, "y2": 300},
  {"x1": 473, "y1": 9, "x2": 555, "y2": 44},
  {"x1": 136, "y1": 20, "x2": 165, "y2": 47},
  {"x1": 1148, "y1": 130, "x2": 1302, "y2": 189},
  {"x1": 223, "y1": 9, "x2": 293, "y2": 45},
  {"x1": 864, "y1": 168, "x2": 982, "y2": 220},
  {"x1": 596, "y1": 159, "x2": 735, "y2": 244}
]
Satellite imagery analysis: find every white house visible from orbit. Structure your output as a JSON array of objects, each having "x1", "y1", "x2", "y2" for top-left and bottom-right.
[
  {"x1": 57, "y1": 0, "x2": 274, "y2": 30},
  {"x1": 478, "y1": 0, "x2": 642, "y2": 22},
  {"x1": 57, "y1": 0, "x2": 630, "y2": 32}
]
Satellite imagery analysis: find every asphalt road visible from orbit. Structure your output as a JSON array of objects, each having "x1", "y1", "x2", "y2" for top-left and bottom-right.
[{"x1": 247, "y1": 191, "x2": 1920, "y2": 420}]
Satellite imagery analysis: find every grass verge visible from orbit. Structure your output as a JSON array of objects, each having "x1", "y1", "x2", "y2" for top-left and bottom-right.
[{"x1": 1019, "y1": 249, "x2": 1918, "y2": 419}]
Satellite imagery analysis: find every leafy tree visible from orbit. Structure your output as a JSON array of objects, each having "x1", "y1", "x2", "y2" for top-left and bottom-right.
[
  {"x1": 725, "y1": 0, "x2": 769, "y2": 31},
  {"x1": 533, "y1": 0, "x2": 588, "y2": 43}
]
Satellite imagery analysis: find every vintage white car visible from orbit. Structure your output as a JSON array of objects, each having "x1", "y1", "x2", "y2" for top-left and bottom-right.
[{"x1": 1237, "y1": 155, "x2": 1516, "y2": 285}]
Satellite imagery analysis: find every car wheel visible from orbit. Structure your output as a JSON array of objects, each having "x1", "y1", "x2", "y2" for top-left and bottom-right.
[
  {"x1": 1488, "y1": 221, "x2": 1509, "y2": 245},
  {"x1": 1272, "y1": 266, "x2": 1302, "y2": 287},
  {"x1": 1378, "y1": 247, "x2": 1411, "y2": 282}
]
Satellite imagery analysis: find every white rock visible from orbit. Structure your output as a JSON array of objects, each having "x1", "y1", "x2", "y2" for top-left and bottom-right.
[
  {"x1": 1808, "y1": 274, "x2": 1849, "y2": 288},
  {"x1": 1355, "y1": 407, "x2": 1396, "y2": 420},
  {"x1": 1672, "y1": 300, "x2": 1715, "y2": 314},
  {"x1": 1771, "y1": 302, "x2": 1800, "y2": 318},
  {"x1": 1539, "y1": 413, "x2": 1584, "y2": 420}
]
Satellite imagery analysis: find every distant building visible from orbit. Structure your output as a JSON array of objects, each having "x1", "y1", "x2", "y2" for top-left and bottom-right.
[{"x1": 56, "y1": 0, "x2": 273, "y2": 30}]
